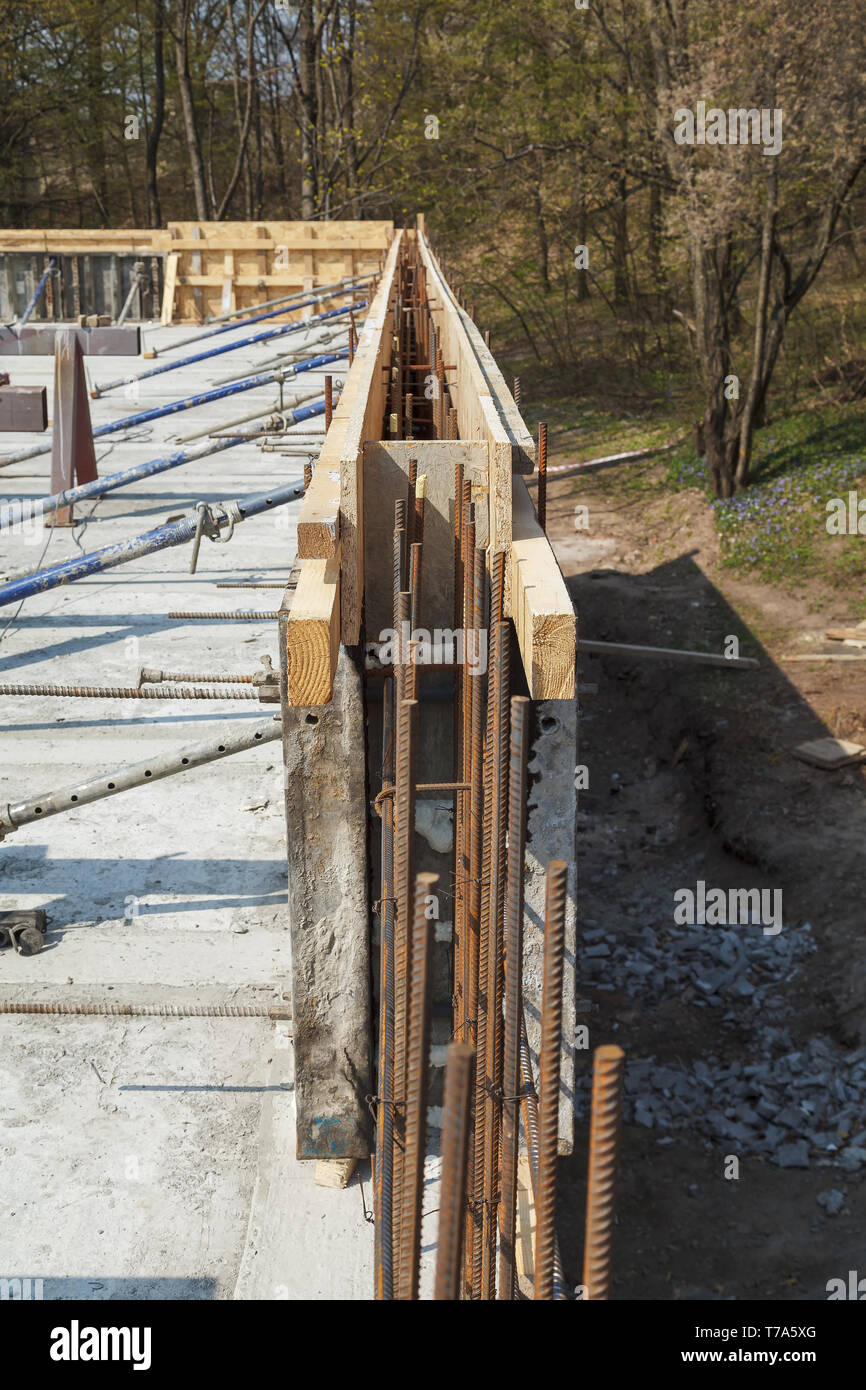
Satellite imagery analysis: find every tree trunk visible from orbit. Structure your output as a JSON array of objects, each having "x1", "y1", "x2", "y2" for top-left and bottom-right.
[
  {"x1": 175, "y1": 4, "x2": 210, "y2": 221},
  {"x1": 145, "y1": 0, "x2": 165, "y2": 227},
  {"x1": 298, "y1": 0, "x2": 319, "y2": 220}
]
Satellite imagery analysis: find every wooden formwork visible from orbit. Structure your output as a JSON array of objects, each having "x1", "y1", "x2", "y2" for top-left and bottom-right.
[
  {"x1": 289, "y1": 224, "x2": 575, "y2": 703},
  {"x1": 0, "y1": 221, "x2": 393, "y2": 325}
]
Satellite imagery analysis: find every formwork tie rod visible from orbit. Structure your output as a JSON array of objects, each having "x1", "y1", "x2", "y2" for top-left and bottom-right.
[
  {"x1": 0, "y1": 479, "x2": 305, "y2": 609},
  {"x1": 147, "y1": 274, "x2": 373, "y2": 352},
  {"x1": 137, "y1": 282, "x2": 368, "y2": 367},
  {"x1": 0, "y1": 398, "x2": 326, "y2": 531},
  {"x1": 91, "y1": 301, "x2": 363, "y2": 397},
  {"x1": 0, "y1": 349, "x2": 349, "y2": 467},
  {"x1": 0, "y1": 714, "x2": 282, "y2": 837}
]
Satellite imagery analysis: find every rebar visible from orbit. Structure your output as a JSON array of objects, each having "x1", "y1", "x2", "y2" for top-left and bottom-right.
[
  {"x1": 534, "y1": 859, "x2": 568, "y2": 1300},
  {"x1": 498, "y1": 695, "x2": 530, "y2": 1300},
  {"x1": 397, "y1": 871, "x2": 437, "y2": 1300},
  {"x1": 375, "y1": 677, "x2": 397, "y2": 1301},
  {"x1": 0, "y1": 1000, "x2": 291, "y2": 1019},
  {"x1": 582, "y1": 1044, "x2": 626, "y2": 1301},
  {"x1": 167, "y1": 611, "x2": 278, "y2": 621},
  {"x1": 0, "y1": 683, "x2": 256, "y2": 700},
  {"x1": 434, "y1": 1042, "x2": 474, "y2": 1301},
  {"x1": 538, "y1": 421, "x2": 548, "y2": 533},
  {"x1": 392, "y1": 696, "x2": 418, "y2": 1283}
]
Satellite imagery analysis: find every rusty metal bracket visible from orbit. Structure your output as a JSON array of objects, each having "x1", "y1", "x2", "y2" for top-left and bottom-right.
[{"x1": 0, "y1": 909, "x2": 48, "y2": 956}]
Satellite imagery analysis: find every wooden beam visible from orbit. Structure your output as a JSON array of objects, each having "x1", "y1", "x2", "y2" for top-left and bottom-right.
[
  {"x1": 510, "y1": 477, "x2": 575, "y2": 700},
  {"x1": 340, "y1": 230, "x2": 403, "y2": 644},
  {"x1": 160, "y1": 252, "x2": 179, "y2": 326},
  {"x1": 285, "y1": 554, "x2": 341, "y2": 707}
]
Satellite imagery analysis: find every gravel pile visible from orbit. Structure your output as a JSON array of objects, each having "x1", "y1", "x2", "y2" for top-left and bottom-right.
[{"x1": 575, "y1": 1027, "x2": 866, "y2": 1171}]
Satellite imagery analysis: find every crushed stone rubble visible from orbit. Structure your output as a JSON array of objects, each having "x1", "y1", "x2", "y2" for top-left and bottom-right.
[{"x1": 577, "y1": 916, "x2": 866, "y2": 1174}]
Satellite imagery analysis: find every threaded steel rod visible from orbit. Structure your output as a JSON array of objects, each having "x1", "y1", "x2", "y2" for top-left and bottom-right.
[
  {"x1": 583, "y1": 1045, "x2": 626, "y2": 1301},
  {"x1": 391, "y1": 695, "x2": 418, "y2": 1284},
  {"x1": 498, "y1": 695, "x2": 530, "y2": 1300},
  {"x1": 534, "y1": 860, "x2": 568, "y2": 1300},
  {"x1": 0, "y1": 1000, "x2": 291, "y2": 1019},
  {"x1": 167, "y1": 611, "x2": 279, "y2": 621},
  {"x1": 434, "y1": 1042, "x2": 474, "y2": 1301},
  {"x1": 398, "y1": 872, "x2": 437, "y2": 1300},
  {"x1": 375, "y1": 677, "x2": 397, "y2": 1301},
  {"x1": 538, "y1": 421, "x2": 548, "y2": 532},
  {"x1": 0, "y1": 684, "x2": 256, "y2": 700}
]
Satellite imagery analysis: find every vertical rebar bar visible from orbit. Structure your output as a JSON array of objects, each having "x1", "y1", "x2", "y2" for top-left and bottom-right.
[
  {"x1": 397, "y1": 871, "x2": 438, "y2": 1300},
  {"x1": 375, "y1": 676, "x2": 397, "y2": 1300},
  {"x1": 324, "y1": 374, "x2": 333, "y2": 431},
  {"x1": 583, "y1": 1045, "x2": 626, "y2": 1301},
  {"x1": 434, "y1": 1042, "x2": 474, "y2": 1301},
  {"x1": 537, "y1": 421, "x2": 548, "y2": 533},
  {"x1": 405, "y1": 390, "x2": 413, "y2": 438},
  {"x1": 497, "y1": 695, "x2": 530, "y2": 1300},
  {"x1": 513, "y1": 376, "x2": 521, "y2": 412},
  {"x1": 534, "y1": 860, "x2": 568, "y2": 1300},
  {"x1": 406, "y1": 457, "x2": 418, "y2": 556},
  {"x1": 392, "y1": 696, "x2": 418, "y2": 1285}
]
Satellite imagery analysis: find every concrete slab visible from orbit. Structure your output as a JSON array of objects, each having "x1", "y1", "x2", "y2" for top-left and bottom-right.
[{"x1": 0, "y1": 319, "x2": 372, "y2": 1299}]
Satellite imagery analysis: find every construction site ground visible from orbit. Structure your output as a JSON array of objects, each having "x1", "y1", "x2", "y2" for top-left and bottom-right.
[
  {"x1": 543, "y1": 456, "x2": 866, "y2": 1300},
  {"x1": 0, "y1": 324, "x2": 373, "y2": 1298}
]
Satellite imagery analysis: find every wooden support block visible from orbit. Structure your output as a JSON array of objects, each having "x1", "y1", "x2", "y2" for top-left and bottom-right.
[
  {"x1": 313, "y1": 1158, "x2": 358, "y2": 1189},
  {"x1": 160, "y1": 252, "x2": 179, "y2": 326},
  {"x1": 825, "y1": 627, "x2": 866, "y2": 644},
  {"x1": 286, "y1": 554, "x2": 341, "y2": 706},
  {"x1": 510, "y1": 476, "x2": 576, "y2": 700}
]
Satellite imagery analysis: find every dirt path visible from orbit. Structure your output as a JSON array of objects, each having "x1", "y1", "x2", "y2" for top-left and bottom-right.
[{"x1": 542, "y1": 461, "x2": 866, "y2": 1301}]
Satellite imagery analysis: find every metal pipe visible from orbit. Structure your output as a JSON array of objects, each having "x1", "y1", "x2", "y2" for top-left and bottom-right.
[
  {"x1": 90, "y1": 308, "x2": 359, "y2": 397},
  {"x1": 0, "y1": 400, "x2": 323, "y2": 533},
  {"x1": 0, "y1": 715, "x2": 281, "y2": 837},
  {"x1": 207, "y1": 329, "x2": 345, "y2": 387},
  {"x1": 0, "y1": 356, "x2": 345, "y2": 469},
  {"x1": 140, "y1": 279, "x2": 370, "y2": 360},
  {"x1": 18, "y1": 259, "x2": 57, "y2": 330},
  {"x1": 0, "y1": 479, "x2": 305, "y2": 609},
  {"x1": 498, "y1": 695, "x2": 530, "y2": 1300},
  {"x1": 582, "y1": 1045, "x2": 626, "y2": 1300},
  {"x1": 433, "y1": 1042, "x2": 474, "y2": 1301},
  {"x1": 534, "y1": 860, "x2": 568, "y2": 1300},
  {"x1": 157, "y1": 273, "x2": 371, "y2": 337},
  {"x1": 398, "y1": 871, "x2": 437, "y2": 1300}
]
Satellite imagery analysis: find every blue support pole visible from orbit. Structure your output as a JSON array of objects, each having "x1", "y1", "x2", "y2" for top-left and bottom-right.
[
  {"x1": 0, "y1": 349, "x2": 348, "y2": 467},
  {"x1": 0, "y1": 479, "x2": 306, "y2": 609},
  {"x1": 145, "y1": 278, "x2": 370, "y2": 359},
  {"x1": 0, "y1": 398, "x2": 327, "y2": 531},
  {"x1": 18, "y1": 259, "x2": 57, "y2": 330},
  {"x1": 91, "y1": 299, "x2": 365, "y2": 397}
]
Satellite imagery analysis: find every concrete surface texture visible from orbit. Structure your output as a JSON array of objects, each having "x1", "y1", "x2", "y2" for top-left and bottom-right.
[{"x1": 0, "y1": 316, "x2": 373, "y2": 1298}]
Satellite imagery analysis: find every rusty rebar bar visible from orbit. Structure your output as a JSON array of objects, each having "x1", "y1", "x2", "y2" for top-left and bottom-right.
[
  {"x1": 583, "y1": 1044, "x2": 626, "y2": 1301},
  {"x1": 519, "y1": 1014, "x2": 568, "y2": 1300},
  {"x1": 406, "y1": 457, "x2": 418, "y2": 557},
  {"x1": 513, "y1": 376, "x2": 521, "y2": 412},
  {"x1": 498, "y1": 695, "x2": 530, "y2": 1300},
  {"x1": 167, "y1": 611, "x2": 278, "y2": 621},
  {"x1": 0, "y1": 1000, "x2": 291, "y2": 1019},
  {"x1": 534, "y1": 859, "x2": 568, "y2": 1300},
  {"x1": 139, "y1": 668, "x2": 257, "y2": 684},
  {"x1": 538, "y1": 421, "x2": 548, "y2": 533},
  {"x1": 397, "y1": 871, "x2": 438, "y2": 1300},
  {"x1": 375, "y1": 676, "x2": 397, "y2": 1301},
  {"x1": 324, "y1": 374, "x2": 333, "y2": 431},
  {"x1": 0, "y1": 683, "x2": 257, "y2": 700},
  {"x1": 404, "y1": 391, "x2": 413, "y2": 439},
  {"x1": 434, "y1": 1042, "x2": 474, "y2": 1301},
  {"x1": 392, "y1": 695, "x2": 418, "y2": 1283}
]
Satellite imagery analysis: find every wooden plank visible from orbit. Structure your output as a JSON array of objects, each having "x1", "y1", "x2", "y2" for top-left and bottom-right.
[
  {"x1": 160, "y1": 252, "x2": 179, "y2": 326},
  {"x1": 190, "y1": 225, "x2": 203, "y2": 321},
  {"x1": 221, "y1": 250, "x2": 235, "y2": 316},
  {"x1": 340, "y1": 230, "x2": 403, "y2": 645},
  {"x1": 792, "y1": 737, "x2": 866, "y2": 769},
  {"x1": 510, "y1": 476, "x2": 575, "y2": 700},
  {"x1": 295, "y1": 362, "x2": 365, "y2": 559},
  {"x1": 286, "y1": 554, "x2": 341, "y2": 707}
]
